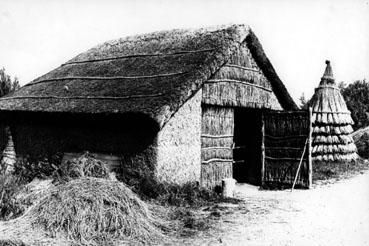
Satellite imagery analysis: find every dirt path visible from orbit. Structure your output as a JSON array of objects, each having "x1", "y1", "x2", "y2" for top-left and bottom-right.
[
  {"x1": 178, "y1": 170, "x2": 369, "y2": 246},
  {"x1": 1, "y1": 172, "x2": 368, "y2": 245}
]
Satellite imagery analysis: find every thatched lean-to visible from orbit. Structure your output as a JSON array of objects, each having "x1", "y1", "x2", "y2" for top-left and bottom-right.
[
  {"x1": 0, "y1": 24, "x2": 298, "y2": 188},
  {"x1": 310, "y1": 61, "x2": 357, "y2": 162}
]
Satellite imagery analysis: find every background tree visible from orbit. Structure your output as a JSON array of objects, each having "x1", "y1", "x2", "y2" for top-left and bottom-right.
[
  {"x1": 339, "y1": 79, "x2": 369, "y2": 130},
  {"x1": 0, "y1": 67, "x2": 20, "y2": 97},
  {"x1": 298, "y1": 93, "x2": 310, "y2": 110}
]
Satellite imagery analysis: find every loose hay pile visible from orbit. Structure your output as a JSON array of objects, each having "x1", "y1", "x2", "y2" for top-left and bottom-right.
[
  {"x1": 14, "y1": 179, "x2": 55, "y2": 215},
  {"x1": 26, "y1": 177, "x2": 166, "y2": 245},
  {"x1": 56, "y1": 152, "x2": 109, "y2": 180}
]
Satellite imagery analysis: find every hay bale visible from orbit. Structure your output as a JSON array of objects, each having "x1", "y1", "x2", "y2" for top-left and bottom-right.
[{"x1": 27, "y1": 177, "x2": 165, "y2": 245}]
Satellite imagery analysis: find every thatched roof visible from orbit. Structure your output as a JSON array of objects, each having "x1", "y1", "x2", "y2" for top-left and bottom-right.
[
  {"x1": 0, "y1": 24, "x2": 297, "y2": 128},
  {"x1": 310, "y1": 61, "x2": 357, "y2": 162}
]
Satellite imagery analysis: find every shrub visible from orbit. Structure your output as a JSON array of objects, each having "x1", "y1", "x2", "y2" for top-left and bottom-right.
[
  {"x1": 339, "y1": 80, "x2": 369, "y2": 130},
  {"x1": 0, "y1": 174, "x2": 27, "y2": 220},
  {"x1": 13, "y1": 154, "x2": 62, "y2": 182}
]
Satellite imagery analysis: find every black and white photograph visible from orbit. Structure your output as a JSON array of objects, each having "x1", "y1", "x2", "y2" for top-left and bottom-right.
[{"x1": 0, "y1": 0, "x2": 368, "y2": 245}]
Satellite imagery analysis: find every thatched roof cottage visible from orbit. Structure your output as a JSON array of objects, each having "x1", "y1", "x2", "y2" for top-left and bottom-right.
[{"x1": 0, "y1": 24, "x2": 302, "y2": 188}]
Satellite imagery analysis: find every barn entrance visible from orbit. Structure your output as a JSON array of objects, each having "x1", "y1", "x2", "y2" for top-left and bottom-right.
[{"x1": 233, "y1": 108, "x2": 262, "y2": 185}]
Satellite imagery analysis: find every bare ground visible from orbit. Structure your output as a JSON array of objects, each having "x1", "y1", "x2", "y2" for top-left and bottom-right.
[{"x1": 172, "y1": 170, "x2": 369, "y2": 246}]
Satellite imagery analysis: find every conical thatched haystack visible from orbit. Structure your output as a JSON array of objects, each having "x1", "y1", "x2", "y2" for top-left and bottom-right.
[
  {"x1": 1, "y1": 128, "x2": 16, "y2": 174},
  {"x1": 310, "y1": 60, "x2": 358, "y2": 162}
]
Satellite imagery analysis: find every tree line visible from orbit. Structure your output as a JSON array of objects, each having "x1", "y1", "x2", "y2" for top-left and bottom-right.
[{"x1": 0, "y1": 68, "x2": 20, "y2": 97}]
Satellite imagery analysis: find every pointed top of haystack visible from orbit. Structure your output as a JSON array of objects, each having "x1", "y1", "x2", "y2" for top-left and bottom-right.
[{"x1": 320, "y1": 60, "x2": 335, "y2": 85}]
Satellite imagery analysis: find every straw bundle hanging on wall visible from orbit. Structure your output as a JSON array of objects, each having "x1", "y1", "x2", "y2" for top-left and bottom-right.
[{"x1": 309, "y1": 61, "x2": 357, "y2": 162}]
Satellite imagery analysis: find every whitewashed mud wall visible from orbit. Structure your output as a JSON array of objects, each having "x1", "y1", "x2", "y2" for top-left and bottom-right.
[{"x1": 155, "y1": 90, "x2": 202, "y2": 184}]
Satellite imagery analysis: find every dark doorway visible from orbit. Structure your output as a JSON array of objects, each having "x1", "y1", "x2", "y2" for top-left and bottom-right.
[{"x1": 233, "y1": 108, "x2": 262, "y2": 185}]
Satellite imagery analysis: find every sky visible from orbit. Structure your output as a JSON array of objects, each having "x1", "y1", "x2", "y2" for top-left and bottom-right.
[{"x1": 0, "y1": 0, "x2": 368, "y2": 103}]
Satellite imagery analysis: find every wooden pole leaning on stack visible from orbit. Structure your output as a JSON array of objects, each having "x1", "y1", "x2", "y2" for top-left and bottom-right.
[{"x1": 309, "y1": 60, "x2": 358, "y2": 162}]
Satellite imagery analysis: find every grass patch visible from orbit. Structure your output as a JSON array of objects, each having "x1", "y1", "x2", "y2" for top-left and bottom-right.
[
  {"x1": 0, "y1": 174, "x2": 27, "y2": 221},
  {"x1": 155, "y1": 182, "x2": 240, "y2": 207},
  {"x1": 313, "y1": 158, "x2": 369, "y2": 183},
  {"x1": 116, "y1": 164, "x2": 240, "y2": 207}
]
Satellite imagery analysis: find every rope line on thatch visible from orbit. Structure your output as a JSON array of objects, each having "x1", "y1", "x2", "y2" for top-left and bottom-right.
[
  {"x1": 201, "y1": 134, "x2": 234, "y2": 138},
  {"x1": 62, "y1": 49, "x2": 216, "y2": 66},
  {"x1": 233, "y1": 145, "x2": 246, "y2": 150},
  {"x1": 0, "y1": 93, "x2": 164, "y2": 101},
  {"x1": 201, "y1": 146, "x2": 232, "y2": 150},
  {"x1": 316, "y1": 85, "x2": 340, "y2": 91},
  {"x1": 206, "y1": 79, "x2": 272, "y2": 92},
  {"x1": 27, "y1": 72, "x2": 187, "y2": 86},
  {"x1": 224, "y1": 64, "x2": 261, "y2": 73},
  {"x1": 312, "y1": 111, "x2": 351, "y2": 114},
  {"x1": 264, "y1": 134, "x2": 307, "y2": 140},
  {"x1": 201, "y1": 158, "x2": 233, "y2": 164},
  {"x1": 265, "y1": 147, "x2": 303, "y2": 150},
  {"x1": 202, "y1": 96, "x2": 272, "y2": 109},
  {"x1": 265, "y1": 156, "x2": 307, "y2": 161}
]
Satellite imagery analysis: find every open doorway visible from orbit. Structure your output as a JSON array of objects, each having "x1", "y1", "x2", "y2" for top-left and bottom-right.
[{"x1": 233, "y1": 108, "x2": 262, "y2": 185}]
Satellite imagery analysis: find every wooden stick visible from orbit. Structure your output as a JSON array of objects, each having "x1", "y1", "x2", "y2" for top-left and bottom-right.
[
  {"x1": 201, "y1": 158, "x2": 233, "y2": 164},
  {"x1": 223, "y1": 64, "x2": 261, "y2": 73},
  {"x1": 201, "y1": 134, "x2": 233, "y2": 138},
  {"x1": 0, "y1": 93, "x2": 164, "y2": 101},
  {"x1": 261, "y1": 112, "x2": 265, "y2": 186},
  {"x1": 308, "y1": 107, "x2": 313, "y2": 188},
  {"x1": 201, "y1": 146, "x2": 232, "y2": 150},
  {"x1": 27, "y1": 72, "x2": 187, "y2": 86},
  {"x1": 206, "y1": 79, "x2": 272, "y2": 92},
  {"x1": 291, "y1": 137, "x2": 309, "y2": 191}
]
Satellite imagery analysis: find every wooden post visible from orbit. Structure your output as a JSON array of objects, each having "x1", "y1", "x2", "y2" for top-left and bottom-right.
[
  {"x1": 307, "y1": 107, "x2": 313, "y2": 188},
  {"x1": 261, "y1": 112, "x2": 265, "y2": 187}
]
